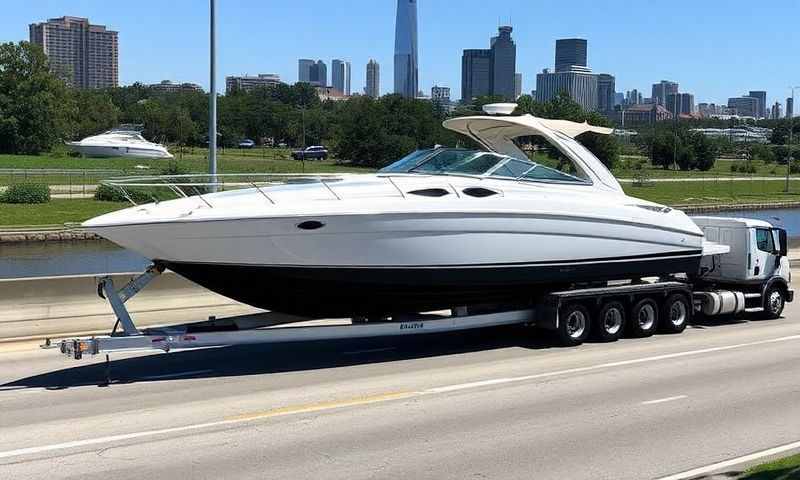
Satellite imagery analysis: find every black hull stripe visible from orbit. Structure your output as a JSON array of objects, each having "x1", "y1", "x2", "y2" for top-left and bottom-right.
[{"x1": 156, "y1": 250, "x2": 703, "y2": 270}]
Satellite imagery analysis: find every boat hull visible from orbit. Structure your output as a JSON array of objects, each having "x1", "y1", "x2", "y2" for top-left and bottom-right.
[
  {"x1": 164, "y1": 250, "x2": 702, "y2": 318},
  {"x1": 66, "y1": 144, "x2": 173, "y2": 159}
]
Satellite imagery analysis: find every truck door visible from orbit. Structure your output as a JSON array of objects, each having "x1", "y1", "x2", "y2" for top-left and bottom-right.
[{"x1": 752, "y1": 227, "x2": 776, "y2": 280}]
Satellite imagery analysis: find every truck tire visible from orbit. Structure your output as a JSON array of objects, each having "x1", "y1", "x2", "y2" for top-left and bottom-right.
[
  {"x1": 628, "y1": 298, "x2": 659, "y2": 338},
  {"x1": 594, "y1": 301, "x2": 626, "y2": 342},
  {"x1": 557, "y1": 303, "x2": 591, "y2": 347},
  {"x1": 762, "y1": 286, "x2": 786, "y2": 319},
  {"x1": 660, "y1": 293, "x2": 690, "y2": 334}
]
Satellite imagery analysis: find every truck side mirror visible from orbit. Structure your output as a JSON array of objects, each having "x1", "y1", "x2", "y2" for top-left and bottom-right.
[{"x1": 777, "y1": 228, "x2": 788, "y2": 257}]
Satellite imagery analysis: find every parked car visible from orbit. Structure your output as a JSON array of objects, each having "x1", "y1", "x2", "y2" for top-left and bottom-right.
[
  {"x1": 292, "y1": 145, "x2": 329, "y2": 160},
  {"x1": 238, "y1": 139, "x2": 256, "y2": 149}
]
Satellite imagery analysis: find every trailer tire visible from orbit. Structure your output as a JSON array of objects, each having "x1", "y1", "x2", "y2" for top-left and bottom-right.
[
  {"x1": 557, "y1": 303, "x2": 591, "y2": 347},
  {"x1": 762, "y1": 286, "x2": 786, "y2": 320},
  {"x1": 594, "y1": 301, "x2": 626, "y2": 342},
  {"x1": 660, "y1": 293, "x2": 690, "y2": 334},
  {"x1": 628, "y1": 298, "x2": 659, "y2": 338}
]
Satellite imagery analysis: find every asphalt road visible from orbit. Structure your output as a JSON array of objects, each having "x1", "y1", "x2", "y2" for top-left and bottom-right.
[{"x1": 1, "y1": 305, "x2": 800, "y2": 479}]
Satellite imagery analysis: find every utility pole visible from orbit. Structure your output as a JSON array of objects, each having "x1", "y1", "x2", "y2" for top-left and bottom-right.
[
  {"x1": 209, "y1": 0, "x2": 218, "y2": 192},
  {"x1": 785, "y1": 86, "x2": 798, "y2": 193}
]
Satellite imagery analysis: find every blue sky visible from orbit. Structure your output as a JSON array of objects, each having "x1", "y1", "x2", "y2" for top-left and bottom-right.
[{"x1": 3, "y1": 0, "x2": 799, "y2": 107}]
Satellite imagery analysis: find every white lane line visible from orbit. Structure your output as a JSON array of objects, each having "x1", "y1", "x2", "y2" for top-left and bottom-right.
[
  {"x1": 0, "y1": 333, "x2": 798, "y2": 461},
  {"x1": 139, "y1": 370, "x2": 214, "y2": 381},
  {"x1": 641, "y1": 395, "x2": 688, "y2": 405},
  {"x1": 655, "y1": 439, "x2": 800, "y2": 480}
]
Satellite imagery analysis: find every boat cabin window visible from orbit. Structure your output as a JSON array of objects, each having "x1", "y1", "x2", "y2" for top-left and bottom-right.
[
  {"x1": 512, "y1": 134, "x2": 591, "y2": 183},
  {"x1": 379, "y1": 148, "x2": 589, "y2": 185}
]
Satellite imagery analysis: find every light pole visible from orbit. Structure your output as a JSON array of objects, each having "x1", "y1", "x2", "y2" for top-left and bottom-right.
[
  {"x1": 784, "y1": 86, "x2": 798, "y2": 193},
  {"x1": 209, "y1": 0, "x2": 218, "y2": 192}
]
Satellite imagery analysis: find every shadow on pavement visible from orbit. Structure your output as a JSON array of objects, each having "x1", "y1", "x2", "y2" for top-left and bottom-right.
[{"x1": 2, "y1": 325, "x2": 568, "y2": 389}]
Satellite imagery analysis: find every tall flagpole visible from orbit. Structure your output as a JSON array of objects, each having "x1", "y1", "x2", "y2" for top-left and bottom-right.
[{"x1": 209, "y1": 0, "x2": 218, "y2": 192}]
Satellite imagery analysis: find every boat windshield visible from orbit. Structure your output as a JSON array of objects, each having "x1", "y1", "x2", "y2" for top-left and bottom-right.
[{"x1": 379, "y1": 148, "x2": 588, "y2": 184}]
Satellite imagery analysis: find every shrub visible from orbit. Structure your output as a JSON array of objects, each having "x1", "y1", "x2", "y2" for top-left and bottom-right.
[
  {"x1": 790, "y1": 162, "x2": 800, "y2": 175},
  {"x1": 0, "y1": 183, "x2": 50, "y2": 204},
  {"x1": 94, "y1": 183, "x2": 153, "y2": 203}
]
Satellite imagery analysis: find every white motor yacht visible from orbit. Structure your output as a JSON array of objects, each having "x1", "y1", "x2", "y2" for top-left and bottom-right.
[
  {"x1": 67, "y1": 127, "x2": 173, "y2": 159},
  {"x1": 82, "y1": 105, "x2": 704, "y2": 317}
]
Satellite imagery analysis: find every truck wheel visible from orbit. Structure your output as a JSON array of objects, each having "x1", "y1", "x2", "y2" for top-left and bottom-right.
[
  {"x1": 594, "y1": 301, "x2": 625, "y2": 342},
  {"x1": 762, "y1": 286, "x2": 786, "y2": 319},
  {"x1": 557, "y1": 303, "x2": 591, "y2": 346},
  {"x1": 628, "y1": 298, "x2": 659, "y2": 338},
  {"x1": 660, "y1": 294, "x2": 690, "y2": 334}
]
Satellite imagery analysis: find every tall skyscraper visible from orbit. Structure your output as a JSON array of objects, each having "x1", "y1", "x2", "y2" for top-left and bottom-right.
[
  {"x1": 394, "y1": 0, "x2": 418, "y2": 98},
  {"x1": 596, "y1": 74, "x2": 616, "y2": 114},
  {"x1": 29, "y1": 16, "x2": 118, "y2": 89},
  {"x1": 490, "y1": 26, "x2": 516, "y2": 100},
  {"x1": 747, "y1": 90, "x2": 767, "y2": 118},
  {"x1": 514, "y1": 73, "x2": 523, "y2": 99},
  {"x1": 771, "y1": 102, "x2": 782, "y2": 120},
  {"x1": 787, "y1": 97, "x2": 794, "y2": 118},
  {"x1": 461, "y1": 26, "x2": 517, "y2": 102},
  {"x1": 461, "y1": 49, "x2": 492, "y2": 102},
  {"x1": 310, "y1": 60, "x2": 327, "y2": 86},
  {"x1": 366, "y1": 59, "x2": 380, "y2": 98},
  {"x1": 331, "y1": 59, "x2": 351, "y2": 96},
  {"x1": 298, "y1": 59, "x2": 314, "y2": 82},
  {"x1": 651, "y1": 80, "x2": 679, "y2": 106},
  {"x1": 555, "y1": 38, "x2": 588, "y2": 73}
]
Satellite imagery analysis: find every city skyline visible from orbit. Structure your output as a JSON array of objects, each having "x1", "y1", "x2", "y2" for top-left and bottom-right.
[{"x1": 4, "y1": 1, "x2": 799, "y2": 108}]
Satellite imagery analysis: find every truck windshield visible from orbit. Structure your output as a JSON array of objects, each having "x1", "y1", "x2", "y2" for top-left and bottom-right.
[{"x1": 379, "y1": 148, "x2": 588, "y2": 184}]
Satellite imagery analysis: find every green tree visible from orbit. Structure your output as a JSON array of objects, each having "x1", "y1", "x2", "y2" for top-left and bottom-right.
[
  {"x1": 0, "y1": 41, "x2": 72, "y2": 154},
  {"x1": 72, "y1": 90, "x2": 120, "y2": 138}
]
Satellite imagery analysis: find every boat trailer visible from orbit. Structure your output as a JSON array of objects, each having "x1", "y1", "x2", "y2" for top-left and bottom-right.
[{"x1": 43, "y1": 264, "x2": 537, "y2": 360}]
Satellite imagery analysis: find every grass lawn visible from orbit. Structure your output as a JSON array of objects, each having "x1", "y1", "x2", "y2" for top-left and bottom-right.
[
  {"x1": 614, "y1": 156, "x2": 788, "y2": 179},
  {"x1": 740, "y1": 453, "x2": 800, "y2": 479},
  {"x1": 624, "y1": 178, "x2": 800, "y2": 205},
  {"x1": 0, "y1": 199, "x2": 126, "y2": 227}
]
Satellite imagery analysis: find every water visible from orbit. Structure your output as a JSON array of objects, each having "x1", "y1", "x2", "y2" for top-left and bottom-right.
[
  {"x1": 3, "y1": 207, "x2": 800, "y2": 279},
  {"x1": 0, "y1": 240, "x2": 149, "y2": 279}
]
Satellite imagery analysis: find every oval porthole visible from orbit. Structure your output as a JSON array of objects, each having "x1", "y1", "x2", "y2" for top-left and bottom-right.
[
  {"x1": 408, "y1": 188, "x2": 450, "y2": 197},
  {"x1": 463, "y1": 187, "x2": 499, "y2": 198},
  {"x1": 297, "y1": 220, "x2": 325, "y2": 230}
]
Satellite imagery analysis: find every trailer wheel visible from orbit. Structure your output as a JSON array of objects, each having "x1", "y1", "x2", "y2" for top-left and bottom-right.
[
  {"x1": 557, "y1": 303, "x2": 591, "y2": 346},
  {"x1": 594, "y1": 301, "x2": 626, "y2": 342},
  {"x1": 762, "y1": 286, "x2": 786, "y2": 319},
  {"x1": 628, "y1": 298, "x2": 659, "y2": 338},
  {"x1": 660, "y1": 294, "x2": 690, "y2": 334}
]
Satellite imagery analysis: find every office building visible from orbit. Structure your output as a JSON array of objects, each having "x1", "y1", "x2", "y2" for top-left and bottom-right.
[
  {"x1": 461, "y1": 26, "x2": 517, "y2": 102},
  {"x1": 226, "y1": 74, "x2": 282, "y2": 94},
  {"x1": 149, "y1": 80, "x2": 204, "y2": 94},
  {"x1": 365, "y1": 59, "x2": 380, "y2": 98},
  {"x1": 490, "y1": 26, "x2": 517, "y2": 100},
  {"x1": 394, "y1": 0, "x2": 418, "y2": 97},
  {"x1": 331, "y1": 59, "x2": 351, "y2": 96},
  {"x1": 651, "y1": 80, "x2": 678, "y2": 106},
  {"x1": 787, "y1": 97, "x2": 794, "y2": 118},
  {"x1": 514, "y1": 73, "x2": 523, "y2": 99},
  {"x1": 596, "y1": 73, "x2": 616, "y2": 114},
  {"x1": 555, "y1": 38, "x2": 588, "y2": 73},
  {"x1": 728, "y1": 96, "x2": 759, "y2": 117},
  {"x1": 614, "y1": 92, "x2": 624, "y2": 106},
  {"x1": 461, "y1": 49, "x2": 493, "y2": 102},
  {"x1": 431, "y1": 85, "x2": 451, "y2": 103},
  {"x1": 748, "y1": 90, "x2": 767, "y2": 118},
  {"x1": 298, "y1": 59, "x2": 314, "y2": 82},
  {"x1": 29, "y1": 16, "x2": 118, "y2": 89},
  {"x1": 625, "y1": 89, "x2": 643, "y2": 105},
  {"x1": 536, "y1": 67, "x2": 598, "y2": 111},
  {"x1": 665, "y1": 92, "x2": 695, "y2": 116},
  {"x1": 771, "y1": 102, "x2": 782, "y2": 120}
]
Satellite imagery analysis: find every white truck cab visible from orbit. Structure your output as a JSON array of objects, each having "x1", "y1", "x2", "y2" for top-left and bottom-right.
[{"x1": 692, "y1": 216, "x2": 793, "y2": 318}]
